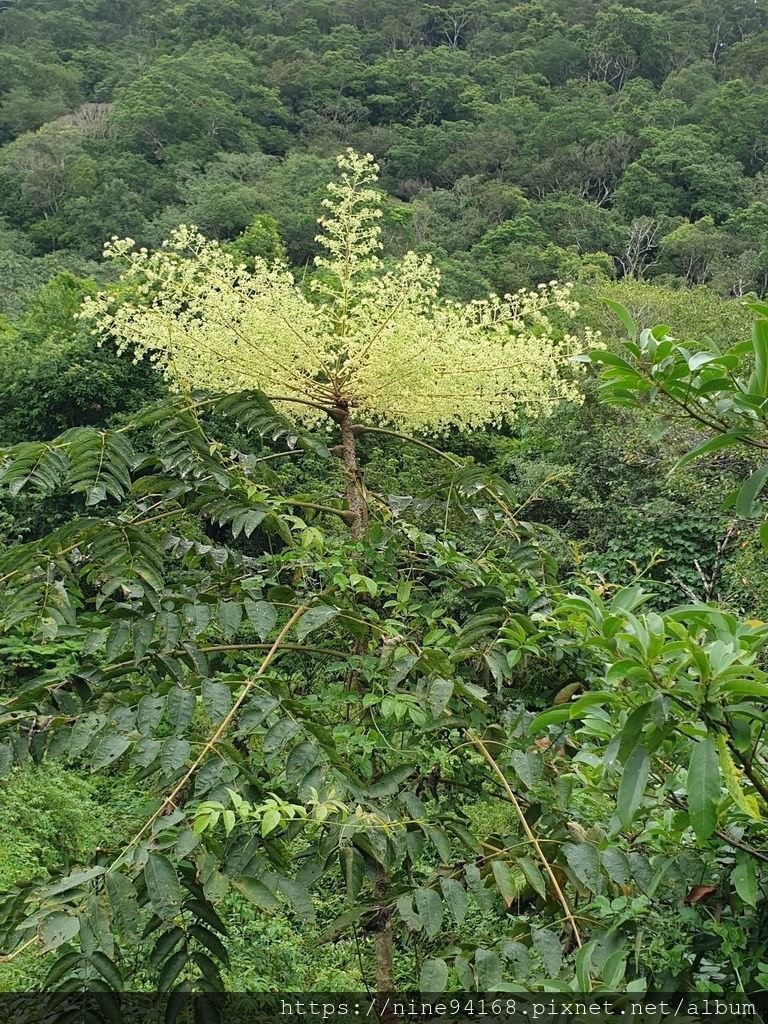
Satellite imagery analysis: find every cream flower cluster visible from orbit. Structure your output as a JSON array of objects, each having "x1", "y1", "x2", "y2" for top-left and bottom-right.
[{"x1": 80, "y1": 149, "x2": 590, "y2": 432}]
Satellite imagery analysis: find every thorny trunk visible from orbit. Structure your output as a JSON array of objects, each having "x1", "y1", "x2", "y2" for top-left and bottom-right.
[
  {"x1": 337, "y1": 405, "x2": 393, "y2": 997},
  {"x1": 338, "y1": 407, "x2": 368, "y2": 540},
  {"x1": 374, "y1": 875, "x2": 394, "y2": 1005}
]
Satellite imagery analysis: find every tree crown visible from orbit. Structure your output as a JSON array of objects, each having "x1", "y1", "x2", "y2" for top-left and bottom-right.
[{"x1": 81, "y1": 149, "x2": 590, "y2": 431}]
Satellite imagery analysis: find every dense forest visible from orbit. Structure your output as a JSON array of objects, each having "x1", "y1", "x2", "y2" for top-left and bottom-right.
[{"x1": 2, "y1": 0, "x2": 768, "y2": 1002}]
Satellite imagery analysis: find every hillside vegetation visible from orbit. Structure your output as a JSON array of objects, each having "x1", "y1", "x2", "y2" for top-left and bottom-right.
[{"x1": 1, "y1": 0, "x2": 768, "y2": 999}]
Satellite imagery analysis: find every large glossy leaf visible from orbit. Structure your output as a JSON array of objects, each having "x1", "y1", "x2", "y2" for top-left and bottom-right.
[
  {"x1": 617, "y1": 745, "x2": 650, "y2": 826},
  {"x1": 688, "y1": 738, "x2": 720, "y2": 841}
]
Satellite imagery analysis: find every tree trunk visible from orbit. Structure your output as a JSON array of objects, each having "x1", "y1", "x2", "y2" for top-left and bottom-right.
[
  {"x1": 375, "y1": 873, "x2": 394, "y2": 999},
  {"x1": 338, "y1": 408, "x2": 368, "y2": 540},
  {"x1": 337, "y1": 406, "x2": 394, "y2": 999}
]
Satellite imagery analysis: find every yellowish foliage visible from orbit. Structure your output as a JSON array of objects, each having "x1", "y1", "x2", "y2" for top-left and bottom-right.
[{"x1": 81, "y1": 150, "x2": 593, "y2": 432}]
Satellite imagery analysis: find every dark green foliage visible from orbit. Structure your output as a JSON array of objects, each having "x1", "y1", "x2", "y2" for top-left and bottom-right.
[{"x1": 0, "y1": 0, "x2": 768, "y2": 300}]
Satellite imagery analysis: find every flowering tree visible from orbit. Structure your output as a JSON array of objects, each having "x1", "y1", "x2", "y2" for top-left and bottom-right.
[{"x1": 82, "y1": 149, "x2": 588, "y2": 537}]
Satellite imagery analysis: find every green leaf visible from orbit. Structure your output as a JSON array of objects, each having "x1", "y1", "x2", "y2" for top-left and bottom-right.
[
  {"x1": 43, "y1": 951, "x2": 82, "y2": 988},
  {"x1": 40, "y1": 912, "x2": 80, "y2": 951},
  {"x1": 527, "y1": 705, "x2": 572, "y2": 733},
  {"x1": 184, "y1": 898, "x2": 228, "y2": 936},
  {"x1": 672, "y1": 431, "x2": 745, "y2": 473},
  {"x1": 167, "y1": 688, "x2": 196, "y2": 733},
  {"x1": 425, "y1": 826, "x2": 451, "y2": 864},
  {"x1": 414, "y1": 886, "x2": 443, "y2": 938},
  {"x1": 150, "y1": 926, "x2": 185, "y2": 968},
  {"x1": 89, "y1": 734, "x2": 130, "y2": 771},
  {"x1": 296, "y1": 604, "x2": 338, "y2": 641},
  {"x1": 475, "y1": 948, "x2": 503, "y2": 989},
  {"x1": 517, "y1": 857, "x2": 547, "y2": 900},
  {"x1": 617, "y1": 745, "x2": 650, "y2": 826},
  {"x1": 137, "y1": 695, "x2": 165, "y2": 735},
  {"x1": 396, "y1": 894, "x2": 423, "y2": 931},
  {"x1": 600, "y1": 298, "x2": 638, "y2": 341},
  {"x1": 601, "y1": 848, "x2": 631, "y2": 886},
  {"x1": 244, "y1": 599, "x2": 276, "y2": 639},
  {"x1": 491, "y1": 859, "x2": 518, "y2": 907},
  {"x1": 339, "y1": 847, "x2": 364, "y2": 904},
  {"x1": 105, "y1": 872, "x2": 141, "y2": 943},
  {"x1": 439, "y1": 877, "x2": 467, "y2": 925},
  {"x1": 40, "y1": 866, "x2": 105, "y2": 898},
  {"x1": 217, "y1": 600, "x2": 242, "y2": 637},
  {"x1": 368, "y1": 765, "x2": 415, "y2": 797},
  {"x1": 144, "y1": 854, "x2": 183, "y2": 921},
  {"x1": 563, "y1": 842, "x2": 602, "y2": 893},
  {"x1": 157, "y1": 949, "x2": 187, "y2": 992},
  {"x1": 420, "y1": 957, "x2": 448, "y2": 992},
  {"x1": 736, "y1": 463, "x2": 768, "y2": 518},
  {"x1": 189, "y1": 923, "x2": 230, "y2": 967},
  {"x1": 532, "y1": 927, "x2": 562, "y2": 976},
  {"x1": 278, "y1": 878, "x2": 315, "y2": 923},
  {"x1": 88, "y1": 951, "x2": 124, "y2": 991},
  {"x1": 688, "y1": 738, "x2": 720, "y2": 841},
  {"x1": 427, "y1": 677, "x2": 453, "y2": 716},
  {"x1": 202, "y1": 680, "x2": 232, "y2": 724},
  {"x1": 263, "y1": 718, "x2": 300, "y2": 757},
  {"x1": 105, "y1": 620, "x2": 129, "y2": 662},
  {"x1": 732, "y1": 855, "x2": 757, "y2": 907},
  {"x1": 749, "y1": 317, "x2": 768, "y2": 396},
  {"x1": 232, "y1": 877, "x2": 280, "y2": 912},
  {"x1": 285, "y1": 742, "x2": 318, "y2": 786},
  {"x1": 160, "y1": 737, "x2": 190, "y2": 778}
]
